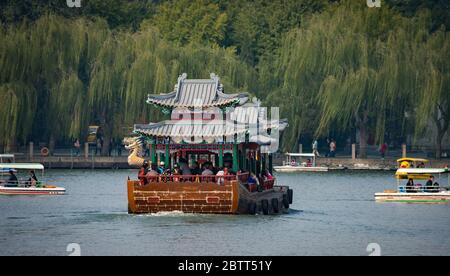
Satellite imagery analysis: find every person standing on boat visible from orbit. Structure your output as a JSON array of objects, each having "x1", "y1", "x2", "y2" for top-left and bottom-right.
[
  {"x1": 7, "y1": 170, "x2": 18, "y2": 187},
  {"x1": 312, "y1": 140, "x2": 320, "y2": 157}
]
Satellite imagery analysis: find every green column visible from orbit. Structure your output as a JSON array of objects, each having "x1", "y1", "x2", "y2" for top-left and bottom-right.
[
  {"x1": 269, "y1": 153, "x2": 273, "y2": 175},
  {"x1": 165, "y1": 144, "x2": 170, "y2": 169},
  {"x1": 232, "y1": 143, "x2": 239, "y2": 172},
  {"x1": 151, "y1": 142, "x2": 157, "y2": 165},
  {"x1": 218, "y1": 144, "x2": 224, "y2": 168}
]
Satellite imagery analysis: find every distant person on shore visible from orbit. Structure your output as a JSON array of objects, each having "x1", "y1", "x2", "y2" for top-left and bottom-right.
[
  {"x1": 117, "y1": 141, "x2": 123, "y2": 156},
  {"x1": 96, "y1": 138, "x2": 102, "y2": 156},
  {"x1": 109, "y1": 138, "x2": 115, "y2": 157},
  {"x1": 329, "y1": 139, "x2": 336, "y2": 157},
  {"x1": 312, "y1": 140, "x2": 320, "y2": 157},
  {"x1": 74, "y1": 139, "x2": 81, "y2": 156},
  {"x1": 379, "y1": 143, "x2": 387, "y2": 159}
]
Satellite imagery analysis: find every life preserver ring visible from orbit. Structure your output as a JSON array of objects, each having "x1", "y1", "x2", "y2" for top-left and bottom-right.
[{"x1": 41, "y1": 147, "x2": 49, "y2": 157}]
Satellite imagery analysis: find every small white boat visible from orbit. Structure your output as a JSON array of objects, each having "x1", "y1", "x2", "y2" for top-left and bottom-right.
[
  {"x1": 0, "y1": 163, "x2": 66, "y2": 196},
  {"x1": 274, "y1": 153, "x2": 329, "y2": 173},
  {"x1": 375, "y1": 168, "x2": 450, "y2": 203}
]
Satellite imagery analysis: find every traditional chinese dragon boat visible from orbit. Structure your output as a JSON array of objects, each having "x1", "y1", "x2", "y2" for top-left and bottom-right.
[{"x1": 125, "y1": 73, "x2": 292, "y2": 215}]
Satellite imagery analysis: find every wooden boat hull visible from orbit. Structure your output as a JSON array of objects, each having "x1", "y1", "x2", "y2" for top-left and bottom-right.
[
  {"x1": 375, "y1": 192, "x2": 450, "y2": 203},
  {"x1": 127, "y1": 180, "x2": 292, "y2": 215},
  {"x1": 273, "y1": 166, "x2": 329, "y2": 173},
  {"x1": 0, "y1": 186, "x2": 66, "y2": 195}
]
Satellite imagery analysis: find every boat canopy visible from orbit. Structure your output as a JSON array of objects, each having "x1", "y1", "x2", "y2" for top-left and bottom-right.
[
  {"x1": 0, "y1": 163, "x2": 45, "y2": 170},
  {"x1": 397, "y1": 158, "x2": 429, "y2": 163},
  {"x1": 396, "y1": 168, "x2": 448, "y2": 174},
  {"x1": 0, "y1": 154, "x2": 15, "y2": 158},
  {"x1": 395, "y1": 168, "x2": 448, "y2": 179}
]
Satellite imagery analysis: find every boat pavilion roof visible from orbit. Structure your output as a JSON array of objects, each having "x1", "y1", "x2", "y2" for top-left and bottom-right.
[
  {"x1": 147, "y1": 73, "x2": 249, "y2": 109},
  {"x1": 134, "y1": 103, "x2": 288, "y2": 145}
]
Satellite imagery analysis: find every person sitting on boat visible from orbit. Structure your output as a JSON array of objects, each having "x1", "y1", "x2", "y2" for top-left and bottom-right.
[
  {"x1": 216, "y1": 167, "x2": 225, "y2": 185},
  {"x1": 248, "y1": 173, "x2": 259, "y2": 192},
  {"x1": 306, "y1": 159, "x2": 313, "y2": 167},
  {"x1": 146, "y1": 164, "x2": 159, "y2": 183},
  {"x1": 138, "y1": 161, "x2": 150, "y2": 186},
  {"x1": 406, "y1": 178, "x2": 416, "y2": 193},
  {"x1": 191, "y1": 161, "x2": 201, "y2": 176},
  {"x1": 157, "y1": 161, "x2": 165, "y2": 174},
  {"x1": 262, "y1": 170, "x2": 274, "y2": 181},
  {"x1": 28, "y1": 170, "x2": 38, "y2": 187},
  {"x1": 201, "y1": 162, "x2": 214, "y2": 182},
  {"x1": 6, "y1": 170, "x2": 19, "y2": 187},
  {"x1": 172, "y1": 164, "x2": 182, "y2": 182}
]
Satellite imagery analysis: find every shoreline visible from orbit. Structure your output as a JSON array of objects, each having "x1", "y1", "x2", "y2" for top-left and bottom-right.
[{"x1": 6, "y1": 156, "x2": 449, "y2": 171}]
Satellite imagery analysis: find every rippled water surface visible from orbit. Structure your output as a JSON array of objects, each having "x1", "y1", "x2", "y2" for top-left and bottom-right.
[{"x1": 1, "y1": 170, "x2": 449, "y2": 256}]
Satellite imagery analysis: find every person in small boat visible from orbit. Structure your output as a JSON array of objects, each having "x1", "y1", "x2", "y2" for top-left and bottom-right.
[
  {"x1": 290, "y1": 158, "x2": 297, "y2": 167},
  {"x1": 28, "y1": 170, "x2": 38, "y2": 187},
  {"x1": 306, "y1": 159, "x2": 313, "y2": 167},
  {"x1": 406, "y1": 178, "x2": 416, "y2": 193},
  {"x1": 138, "y1": 161, "x2": 150, "y2": 186},
  {"x1": 417, "y1": 162, "x2": 426, "y2": 168},
  {"x1": 425, "y1": 176, "x2": 440, "y2": 193},
  {"x1": 7, "y1": 170, "x2": 18, "y2": 187}
]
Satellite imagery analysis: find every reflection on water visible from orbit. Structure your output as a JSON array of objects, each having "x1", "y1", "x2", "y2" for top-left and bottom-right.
[{"x1": 0, "y1": 170, "x2": 449, "y2": 256}]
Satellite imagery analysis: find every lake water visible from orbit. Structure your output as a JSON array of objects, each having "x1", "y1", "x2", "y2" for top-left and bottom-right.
[{"x1": 1, "y1": 170, "x2": 449, "y2": 256}]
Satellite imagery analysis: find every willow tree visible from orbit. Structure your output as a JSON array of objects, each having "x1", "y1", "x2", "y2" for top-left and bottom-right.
[
  {"x1": 265, "y1": 0, "x2": 433, "y2": 156},
  {"x1": 0, "y1": 82, "x2": 36, "y2": 151},
  {"x1": 415, "y1": 26, "x2": 450, "y2": 159}
]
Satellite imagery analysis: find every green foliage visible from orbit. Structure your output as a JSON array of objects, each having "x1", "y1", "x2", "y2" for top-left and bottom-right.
[
  {"x1": 0, "y1": 14, "x2": 255, "y2": 147},
  {"x1": 151, "y1": 0, "x2": 228, "y2": 45},
  {"x1": 263, "y1": 0, "x2": 449, "y2": 152},
  {"x1": 0, "y1": 0, "x2": 449, "y2": 154}
]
